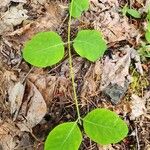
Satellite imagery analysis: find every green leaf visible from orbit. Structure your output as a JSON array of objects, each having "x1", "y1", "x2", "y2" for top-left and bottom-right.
[
  {"x1": 73, "y1": 30, "x2": 107, "y2": 62},
  {"x1": 139, "y1": 45, "x2": 150, "y2": 58},
  {"x1": 83, "y1": 108, "x2": 128, "y2": 145},
  {"x1": 44, "y1": 122, "x2": 82, "y2": 150},
  {"x1": 138, "y1": 42, "x2": 150, "y2": 60},
  {"x1": 145, "y1": 30, "x2": 150, "y2": 43},
  {"x1": 147, "y1": 10, "x2": 150, "y2": 21},
  {"x1": 23, "y1": 32, "x2": 64, "y2": 67},
  {"x1": 147, "y1": 22, "x2": 150, "y2": 31},
  {"x1": 70, "y1": 0, "x2": 89, "y2": 18},
  {"x1": 144, "y1": 45, "x2": 150, "y2": 57},
  {"x1": 127, "y1": 8, "x2": 141, "y2": 18}
]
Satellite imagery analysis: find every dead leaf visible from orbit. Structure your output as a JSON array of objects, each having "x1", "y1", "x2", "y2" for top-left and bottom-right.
[
  {"x1": 82, "y1": 0, "x2": 139, "y2": 43},
  {"x1": 32, "y1": 0, "x2": 46, "y2": 5},
  {"x1": 130, "y1": 94, "x2": 146, "y2": 120},
  {"x1": 9, "y1": 82, "x2": 25, "y2": 121},
  {"x1": 7, "y1": 2, "x2": 66, "y2": 43},
  {"x1": 0, "y1": 121, "x2": 20, "y2": 150},
  {"x1": 3, "y1": 5, "x2": 28, "y2": 26},
  {"x1": 0, "y1": 0, "x2": 26, "y2": 9},
  {"x1": 28, "y1": 73, "x2": 57, "y2": 104},
  {"x1": 0, "y1": 0, "x2": 10, "y2": 9},
  {"x1": 60, "y1": 57, "x2": 84, "y2": 77},
  {"x1": 14, "y1": 133, "x2": 32, "y2": 150},
  {"x1": 98, "y1": 144, "x2": 115, "y2": 150},
  {"x1": 0, "y1": 4, "x2": 28, "y2": 34},
  {"x1": 28, "y1": 73, "x2": 71, "y2": 105},
  {"x1": 144, "y1": 0, "x2": 150, "y2": 12},
  {"x1": 100, "y1": 46, "x2": 143, "y2": 104},
  {"x1": 81, "y1": 61, "x2": 103, "y2": 98},
  {"x1": 25, "y1": 58, "x2": 84, "y2": 105},
  {"x1": 17, "y1": 80, "x2": 47, "y2": 131},
  {"x1": 0, "y1": 120, "x2": 33, "y2": 150},
  {"x1": 130, "y1": 48, "x2": 143, "y2": 75}
]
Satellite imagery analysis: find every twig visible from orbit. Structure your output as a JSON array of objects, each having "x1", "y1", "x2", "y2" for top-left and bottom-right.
[
  {"x1": 22, "y1": 66, "x2": 34, "y2": 83},
  {"x1": 135, "y1": 125, "x2": 140, "y2": 150}
]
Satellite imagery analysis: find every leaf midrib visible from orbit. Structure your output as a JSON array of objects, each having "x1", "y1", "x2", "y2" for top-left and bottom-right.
[
  {"x1": 60, "y1": 122, "x2": 77, "y2": 149},
  {"x1": 84, "y1": 118, "x2": 119, "y2": 130},
  {"x1": 74, "y1": 40, "x2": 100, "y2": 47},
  {"x1": 25, "y1": 42, "x2": 64, "y2": 55}
]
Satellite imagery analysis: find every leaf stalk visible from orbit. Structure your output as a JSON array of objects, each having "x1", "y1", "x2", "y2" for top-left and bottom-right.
[{"x1": 67, "y1": 0, "x2": 81, "y2": 123}]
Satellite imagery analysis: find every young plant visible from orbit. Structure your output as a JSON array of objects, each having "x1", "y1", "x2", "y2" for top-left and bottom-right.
[
  {"x1": 122, "y1": 4, "x2": 141, "y2": 18},
  {"x1": 138, "y1": 42, "x2": 150, "y2": 58},
  {"x1": 23, "y1": 0, "x2": 128, "y2": 149},
  {"x1": 145, "y1": 11, "x2": 150, "y2": 43},
  {"x1": 139, "y1": 9, "x2": 150, "y2": 59}
]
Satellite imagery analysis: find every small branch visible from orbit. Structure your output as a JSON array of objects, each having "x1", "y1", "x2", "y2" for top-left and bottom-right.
[
  {"x1": 22, "y1": 66, "x2": 34, "y2": 83},
  {"x1": 135, "y1": 125, "x2": 140, "y2": 150}
]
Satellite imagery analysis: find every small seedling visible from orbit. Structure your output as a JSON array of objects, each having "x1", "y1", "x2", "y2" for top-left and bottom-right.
[
  {"x1": 138, "y1": 42, "x2": 150, "y2": 58},
  {"x1": 145, "y1": 30, "x2": 150, "y2": 43},
  {"x1": 23, "y1": 0, "x2": 128, "y2": 149},
  {"x1": 137, "y1": 8, "x2": 150, "y2": 59},
  {"x1": 145, "y1": 11, "x2": 150, "y2": 43},
  {"x1": 122, "y1": 4, "x2": 141, "y2": 18},
  {"x1": 146, "y1": 9, "x2": 150, "y2": 21}
]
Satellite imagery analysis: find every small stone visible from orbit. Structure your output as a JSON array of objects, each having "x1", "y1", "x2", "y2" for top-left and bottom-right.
[{"x1": 103, "y1": 82, "x2": 128, "y2": 104}]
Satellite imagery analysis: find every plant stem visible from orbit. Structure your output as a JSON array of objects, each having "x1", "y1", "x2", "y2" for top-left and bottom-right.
[{"x1": 67, "y1": 1, "x2": 81, "y2": 123}]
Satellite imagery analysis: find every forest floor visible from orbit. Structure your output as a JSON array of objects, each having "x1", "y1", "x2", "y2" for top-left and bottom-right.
[{"x1": 0, "y1": 0, "x2": 150, "y2": 150}]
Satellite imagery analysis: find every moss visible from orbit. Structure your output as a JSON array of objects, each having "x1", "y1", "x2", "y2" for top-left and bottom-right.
[{"x1": 130, "y1": 67, "x2": 149, "y2": 96}]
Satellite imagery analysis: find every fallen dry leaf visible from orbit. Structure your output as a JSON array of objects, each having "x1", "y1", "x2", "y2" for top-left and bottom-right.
[
  {"x1": 0, "y1": 0, "x2": 26, "y2": 9},
  {"x1": 0, "y1": 121, "x2": 20, "y2": 150},
  {"x1": 6, "y1": 1, "x2": 67, "y2": 44},
  {"x1": 14, "y1": 132, "x2": 32, "y2": 150},
  {"x1": 0, "y1": 120, "x2": 32, "y2": 150},
  {"x1": 60, "y1": 57, "x2": 84, "y2": 78},
  {"x1": 81, "y1": 61, "x2": 103, "y2": 100},
  {"x1": 28, "y1": 73, "x2": 57, "y2": 104},
  {"x1": 0, "y1": 4, "x2": 28, "y2": 35},
  {"x1": 130, "y1": 94, "x2": 147, "y2": 120},
  {"x1": 9, "y1": 81, "x2": 25, "y2": 121},
  {"x1": 28, "y1": 72, "x2": 71, "y2": 105},
  {"x1": 82, "y1": 0, "x2": 139, "y2": 43},
  {"x1": 32, "y1": 0, "x2": 46, "y2": 5},
  {"x1": 80, "y1": 46, "x2": 143, "y2": 104},
  {"x1": 99, "y1": 144, "x2": 115, "y2": 150},
  {"x1": 100, "y1": 46, "x2": 143, "y2": 104},
  {"x1": 17, "y1": 80, "x2": 47, "y2": 131},
  {"x1": 0, "y1": 0, "x2": 10, "y2": 9},
  {"x1": 144, "y1": 0, "x2": 150, "y2": 12},
  {"x1": 3, "y1": 5, "x2": 28, "y2": 26}
]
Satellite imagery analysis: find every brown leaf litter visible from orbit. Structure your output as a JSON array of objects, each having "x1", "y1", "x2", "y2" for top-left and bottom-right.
[
  {"x1": 9, "y1": 1, "x2": 66, "y2": 39},
  {"x1": 9, "y1": 81, "x2": 25, "y2": 121},
  {"x1": 130, "y1": 91, "x2": 150, "y2": 120},
  {"x1": 0, "y1": 120, "x2": 20, "y2": 150},
  {"x1": 0, "y1": 119, "x2": 33, "y2": 150},
  {"x1": 16, "y1": 80, "x2": 47, "y2": 132},
  {"x1": 0, "y1": 75, "x2": 47, "y2": 149},
  {"x1": 0, "y1": 1, "x2": 67, "y2": 67},
  {"x1": 82, "y1": 0, "x2": 140, "y2": 43},
  {"x1": 80, "y1": 45, "x2": 143, "y2": 104},
  {"x1": 0, "y1": 3, "x2": 28, "y2": 35},
  {"x1": 0, "y1": 0, "x2": 150, "y2": 149},
  {"x1": 28, "y1": 72, "x2": 71, "y2": 105}
]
